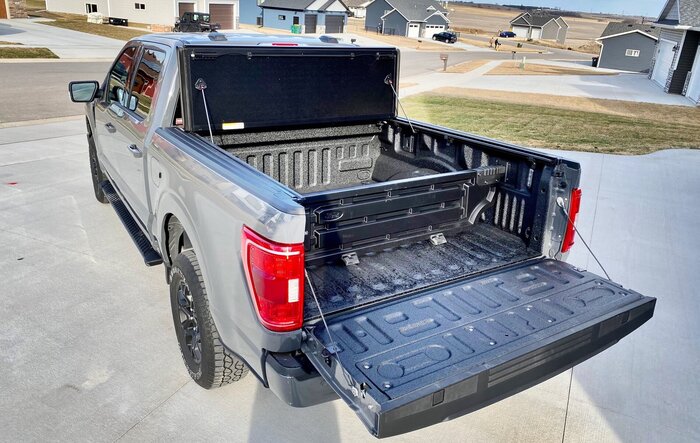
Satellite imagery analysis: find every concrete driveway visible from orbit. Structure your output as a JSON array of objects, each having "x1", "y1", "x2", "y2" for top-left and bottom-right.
[
  {"x1": 1, "y1": 119, "x2": 698, "y2": 442},
  {"x1": 0, "y1": 18, "x2": 123, "y2": 59},
  {"x1": 401, "y1": 61, "x2": 696, "y2": 106}
]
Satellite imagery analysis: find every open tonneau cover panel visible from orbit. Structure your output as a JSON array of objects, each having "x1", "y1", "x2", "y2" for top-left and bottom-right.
[{"x1": 301, "y1": 259, "x2": 655, "y2": 438}]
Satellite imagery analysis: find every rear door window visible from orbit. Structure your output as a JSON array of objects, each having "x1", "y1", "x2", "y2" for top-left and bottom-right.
[
  {"x1": 107, "y1": 46, "x2": 138, "y2": 108},
  {"x1": 129, "y1": 48, "x2": 166, "y2": 119}
]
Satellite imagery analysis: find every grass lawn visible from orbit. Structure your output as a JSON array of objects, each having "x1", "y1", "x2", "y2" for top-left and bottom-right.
[
  {"x1": 442, "y1": 60, "x2": 491, "y2": 73},
  {"x1": 0, "y1": 47, "x2": 58, "y2": 58},
  {"x1": 402, "y1": 92, "x2": 700, "y2": 154},
  {"x1": 33, "y1": 11, "x2": 148, "y2": 41},
  {"x1": 0, "y1": 41, "x2": 23, "y2": 45}
]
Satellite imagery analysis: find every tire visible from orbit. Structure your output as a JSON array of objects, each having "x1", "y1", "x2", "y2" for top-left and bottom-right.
[
  {"x1": 169, "y1": 250, "x2": 249, "y2": 389},
  {"x1": 432, "y1": 36, "x2": 437, "y2": 40},
  {"x1": 87, "y1": 124, "x2": 109, "y2": 204}
]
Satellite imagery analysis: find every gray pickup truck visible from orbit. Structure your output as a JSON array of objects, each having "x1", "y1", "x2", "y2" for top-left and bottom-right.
[{"x1": 69, "y1": 33, "x2": 656, "y2": 438}]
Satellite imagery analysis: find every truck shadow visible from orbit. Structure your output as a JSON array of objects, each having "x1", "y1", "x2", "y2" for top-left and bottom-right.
[
  {"x1": 246, "y1": 384, "x2": 343, "y2": 443},
  {"x1": 0, "y1": 23, "x2": 25, "y2": 37}
]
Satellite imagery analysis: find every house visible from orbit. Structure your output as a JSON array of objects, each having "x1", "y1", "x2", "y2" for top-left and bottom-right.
[
  {"x1": 345, "y1": 0, "x2": 371, "y2": 18},
  {"x1": 363, "y1": 0, "x2": 448, "y2": 37},
  {"x1": 364, "y1": 0, "x2": 450, "y2": 38},
  {"x1": 258, "y1": 0, "x2": 349, "y2": 33},
  {"x1": 595, "y1": 22, "x2": 660, "y2": 72},
  {"x1": 650, "y1": 0, "x2": 700, "y2": 104},
  {"x1": 239, "y1": 0, "x2": 263, "y2": 25},
  {"x1": 509, "y1": 11, "x2": 568, "y2": 44},
  {"x1": 365, "y1": 0, "x2": 450, "y2": 38},
  {"x1": 0, "y1": 0, "x2": 28, "y2": 18},
  {"x1": 45, "y1": 0, "x2": 240, "y2": 30}
]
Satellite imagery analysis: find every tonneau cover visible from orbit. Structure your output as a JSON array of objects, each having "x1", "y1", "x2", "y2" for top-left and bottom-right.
[{"x1": 179, "y1": 46, "x2": 399, "y2": 133}]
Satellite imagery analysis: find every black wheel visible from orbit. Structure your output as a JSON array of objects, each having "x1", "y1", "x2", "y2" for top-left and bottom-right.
[
  {"x1": 432, "y1": 36, "x2": 437, "y2": 40},
  {"x1": 87, "y1": 121, "x2": 109, "y2": 204},
  {"x1": 169, "y1": 250, "x2": 249, "y2": 388}
]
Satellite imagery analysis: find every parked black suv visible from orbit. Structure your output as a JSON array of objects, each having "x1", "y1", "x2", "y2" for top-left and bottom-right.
[
  {"x1": 432, "y1": 31, "x2": 457, "y2": 43},
  {"x1": 174, "y1": 12, "x2": 220, "y2": 32}
]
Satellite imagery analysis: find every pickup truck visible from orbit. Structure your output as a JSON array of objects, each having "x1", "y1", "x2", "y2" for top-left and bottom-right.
[{"x1": 69, "y1": 33, "x2": 656, "y2": 438}]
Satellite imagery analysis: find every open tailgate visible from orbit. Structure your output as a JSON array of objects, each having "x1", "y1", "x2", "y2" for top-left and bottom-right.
[{"x1": 301, "y1": 259, "x2": 655, "y2": 438}]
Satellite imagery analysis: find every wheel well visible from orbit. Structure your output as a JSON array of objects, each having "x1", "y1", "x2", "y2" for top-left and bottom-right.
[{"x1": 164, "y1": 214, "x2": 193, "y2": 267}]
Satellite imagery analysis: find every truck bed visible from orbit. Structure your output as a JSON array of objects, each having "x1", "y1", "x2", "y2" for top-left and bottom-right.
[{"x1": 305, "y1": 224, "x2": 538, "y2": 320}]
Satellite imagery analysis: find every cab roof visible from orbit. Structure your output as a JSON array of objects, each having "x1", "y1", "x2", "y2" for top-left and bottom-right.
[{"x1": 134, "y1": 32, "x2": 365, "y2": 48}]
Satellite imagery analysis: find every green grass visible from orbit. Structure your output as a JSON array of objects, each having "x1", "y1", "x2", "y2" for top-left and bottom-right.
[
  {"x1": 0, "y1": 47, "x2": 58, "y2": 58},
  {"x1": 0, "y1": 41, "x2": 23, "y2": 45},
  {"x1": 402, "y1": 94, "x2": 700, "y2": 154}
]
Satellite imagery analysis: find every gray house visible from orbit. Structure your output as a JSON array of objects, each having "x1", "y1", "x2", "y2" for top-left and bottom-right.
[
  {"x1": 510, "y1": 12, "x2": 568, "y2": 44},
  {"x1": 364, "y1": 0, "x2": 450, "y2": 38},
  {"x1": 650, "y1": 0, "x2": 700, "y2": 104},
  {"x1": 259, "y1": 0, "x2": 349, "y2": 33},
  {"x1": 595, "y1": 22, "x2": 660, "y2": 72}
]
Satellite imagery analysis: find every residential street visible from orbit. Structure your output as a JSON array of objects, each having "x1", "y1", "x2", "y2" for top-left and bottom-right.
[{"x1": 0, "y1": 120, "x2": 698, "y2": 442}]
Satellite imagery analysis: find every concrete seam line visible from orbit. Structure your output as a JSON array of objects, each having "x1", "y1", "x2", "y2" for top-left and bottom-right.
[{"x1": 0, "y1": 115, "x2": 83, "y2": 129}]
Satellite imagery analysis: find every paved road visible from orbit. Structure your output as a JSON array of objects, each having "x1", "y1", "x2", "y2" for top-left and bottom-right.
[
  {"x1": 0, "y1": 18, "x2": 124, "y2": 59},
  {"x1": 0, "y1": 61, "x2": 111, "y2": 124},
  {"x1": 1, "y1": 120, "x2": 698, "y2": 442}
]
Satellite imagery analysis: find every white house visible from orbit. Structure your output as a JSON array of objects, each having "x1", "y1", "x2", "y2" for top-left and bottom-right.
[{"x1": 45, "y1": 0, "x2": 240, "y2": 29}]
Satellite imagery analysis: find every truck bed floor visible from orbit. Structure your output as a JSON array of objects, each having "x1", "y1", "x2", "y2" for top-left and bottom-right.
[{"x1": 305, "y1": 224, "x2": 538, "y2": 320}]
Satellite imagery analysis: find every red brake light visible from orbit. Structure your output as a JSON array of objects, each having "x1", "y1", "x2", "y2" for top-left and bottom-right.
[
  {"x1": 561, "y1": 188, "x2": 582, "y2": 253},
  {"x1": 241, "y1": 226, "x2": 305, "y2": 332},
  {"x1": 271, "y1": 42, "x2": 298, "y2": 46}
]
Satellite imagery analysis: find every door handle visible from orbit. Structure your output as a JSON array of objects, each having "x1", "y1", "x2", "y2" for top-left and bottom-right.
[
  {"x1": 105, "y1": 122, "x2": 116, "y2": 133},
  {"x1": 127, "y1": 144, "x2": 143, "y2": 158}
]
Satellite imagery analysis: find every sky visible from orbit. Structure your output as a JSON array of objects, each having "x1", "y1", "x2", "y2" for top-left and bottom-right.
[{"x1": 459, "y1": 0, "x2": 668, "y2": 18}]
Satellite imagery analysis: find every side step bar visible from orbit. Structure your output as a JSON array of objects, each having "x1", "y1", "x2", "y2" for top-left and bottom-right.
[{"x1": 100, "y1": 181, "x2": 163, "y2": 266}]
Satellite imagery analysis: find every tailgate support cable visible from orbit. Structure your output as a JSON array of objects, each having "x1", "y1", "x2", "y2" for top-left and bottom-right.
[
  {"x1": 556, "y1": 197, "x2": 611, "y2": 280},
  {"x1": 305, "y1": 269, "x2": 359, "y2": 393},
  {"x1": 384, "y1": 75, "x2": 416, "y2": 133}
]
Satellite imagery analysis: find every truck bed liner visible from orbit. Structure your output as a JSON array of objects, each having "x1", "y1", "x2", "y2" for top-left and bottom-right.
[{"x1": 305, "y1": 224, "x2": 538, "y2": 319}]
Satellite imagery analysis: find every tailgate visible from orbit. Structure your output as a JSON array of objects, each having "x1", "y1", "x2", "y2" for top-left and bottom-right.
[{"x1": 301, "y1": 259, "x2": 655, "y2": 438}]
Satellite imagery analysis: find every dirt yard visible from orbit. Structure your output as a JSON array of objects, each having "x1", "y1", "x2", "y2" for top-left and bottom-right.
[{"x1": 485, "y1": 61, "x2": 615, "y2": 76}]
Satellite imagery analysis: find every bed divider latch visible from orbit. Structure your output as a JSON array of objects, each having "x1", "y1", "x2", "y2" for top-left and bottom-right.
[
  {"x1": 341, "y1": 252, "x2": 360, "y2": 266},
  {"x1": 430, "y1": 233, "x2": 447, "y2": 246}
]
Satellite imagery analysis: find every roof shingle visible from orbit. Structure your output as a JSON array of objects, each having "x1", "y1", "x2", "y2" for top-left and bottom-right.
[{"x1": 600, "y1": 21, "x2": 661, "y2": 38}]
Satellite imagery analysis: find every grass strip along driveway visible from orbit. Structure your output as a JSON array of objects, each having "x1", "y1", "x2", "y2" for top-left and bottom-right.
[
  {"x1": 403, "y1": 91, "x2": 700, "y2": 154},
  {"x1": 35, "y1": 12, "x2": 147, "y2": 41},
  {"x1": 0, "y1": 47, "x2": 58, "y2": 58}
]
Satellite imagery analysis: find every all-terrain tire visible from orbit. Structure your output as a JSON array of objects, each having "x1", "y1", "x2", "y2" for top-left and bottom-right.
[
  {"x1": 87, "y1": 121, "x2": 109, "y2": 204},
  {"x1": 169, "y1": 250, "x2": 249, "y2": 388}
]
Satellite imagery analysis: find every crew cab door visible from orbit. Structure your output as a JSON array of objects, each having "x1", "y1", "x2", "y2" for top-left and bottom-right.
[
  {"x1": 301, "y1": 259, "x2": 655, "y2": 438},
  {"x1": 94, "y1": 45, "x2": 167, "y2": 226}
]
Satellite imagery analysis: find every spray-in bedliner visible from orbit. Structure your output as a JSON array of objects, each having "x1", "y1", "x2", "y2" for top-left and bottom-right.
[{"x1": 304, "y1": 223, "x2": 538, "y2": 320}]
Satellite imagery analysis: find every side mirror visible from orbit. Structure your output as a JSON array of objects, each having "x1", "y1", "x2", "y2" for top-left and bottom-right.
[{"x1": 69, "y1": 81, "x2": 100, "y2": 103}]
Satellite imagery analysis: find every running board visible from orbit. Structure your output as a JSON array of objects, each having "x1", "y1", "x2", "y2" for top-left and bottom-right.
[{"x1": 100, "y1": 181, "x2": 163, "y2": 266}]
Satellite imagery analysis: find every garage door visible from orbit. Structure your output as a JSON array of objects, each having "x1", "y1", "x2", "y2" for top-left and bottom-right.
[
  {"x1": 209, "y1": 3, "x2": 234, "y2": 30},
  {"x1": 325, "y1": 15, "x2": 344, "y2": 33},
  {"x1": 531, "y1": 27, "x2": 541, "y2": 39},
  {"x1": 686, "y1": 44, "x2": 700, "y2": 103},
  {"x1": 652, "y1": 39, "x2": 675, "y2": 87},
  {"x1": 512, "y1": 26, "x2": 528, "y2": 38},
  {"x1": 305, "y1": 14, "x2": 317, "y2": 33},
  {"x1": 178, "y1": 2, "x2": 194, "y2": 17},
  {"x1": 407, "y1": 23, "x2": 420, "y2": 38}
]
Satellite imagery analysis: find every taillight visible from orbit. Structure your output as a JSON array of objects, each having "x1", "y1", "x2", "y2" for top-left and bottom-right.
[
  {"x1": 241, "y1": 226, "x2": 305, "y2": 332},
  {"x1": 561, "y1": 188, "x2": 582, "y2": 253},
  {"x1": 271, "y1": 42, "x2": 298, "y2": 46}
]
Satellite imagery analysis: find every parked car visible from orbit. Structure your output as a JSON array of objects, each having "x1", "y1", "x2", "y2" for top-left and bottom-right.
[
  {"x1": 174, "y1": 12, "x2": 220, "y2": 32},
  {"x1": 432, "y1": 31, "x2": 457, "y2": 43},
  {"x1": 500, "y1": 31, "x2": 517, "y2": 38},
  {"x1": 68, "y1": 33, "x2": 656, "y2": 439}
]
